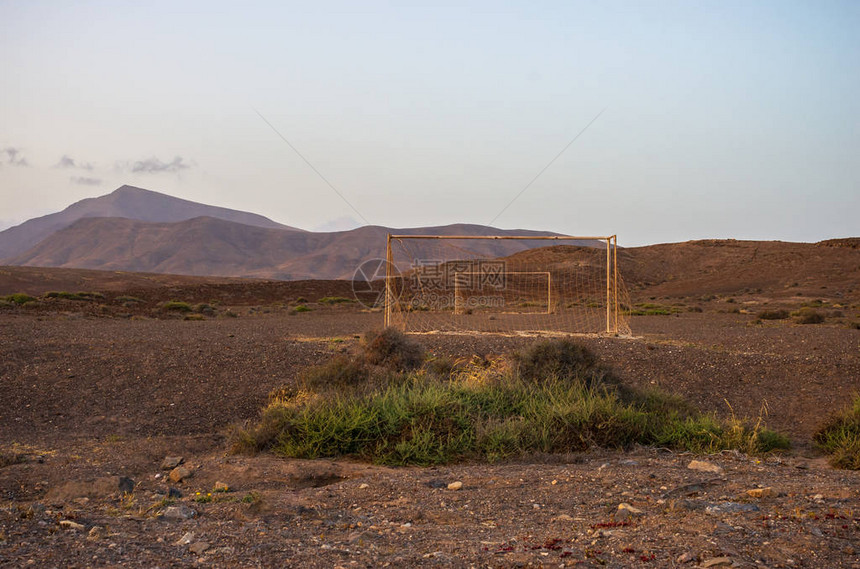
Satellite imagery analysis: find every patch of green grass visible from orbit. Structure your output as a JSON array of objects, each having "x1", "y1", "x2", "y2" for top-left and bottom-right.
[
  {"x1": 794, "y1": 307, "x2": 825, "y2": 324},
  {"x1": 758, "y1": 309, "x2": 790, "y2": 320},
  {"x1": 319, "y1": 296, "x2": 356, "y2": 305},
  {"x1": 289, "y1": 304, "x2": 312, "y2": 314},
  {"x1": 115, "y1": 295, "x2": 144, "y2": 304},
  {"x1": 629, "y1": 303, "x2": 682, "y2": 316},
  {"x1": 162, "y1": 300, "x2": 192, "y2": 312},
  {"x1": 3, "y1": 293, "x2": 37, "y2": 305},
  {"x1": 232, "y1": 339, "x2": 788, "y2": 465},
  {"x1": 814, "y1": 395, "x2": 860, "y2": 469}
]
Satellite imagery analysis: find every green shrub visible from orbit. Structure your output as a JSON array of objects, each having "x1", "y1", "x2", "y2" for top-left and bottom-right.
[
  {"x1": 298, "y1": 355, "x2": 370, "y2": 392},
  {"x1": 115, "y1": 295, "x2": 144, "y2": 304},
  {"x1": 512, "y1": 339, "x2": 598, "y2": 384},
  {"x1": 319, "y1": 296, "x2": 355, "y2": 305},
  {"x1": 794, "y1": 307, "x2": 825, "y2": 324},
  {"x1": 162, "y1": 301, "x2": 192, "y2": 312},
  {"x1": 4, "y1": 293, "x2": 36, "y2": 305},
  {"x1": 814, "y1": 395, "x2": 860, "y2": 469},
  {"x1": 363, "y1": 328, "x2": 424, "y2": 371},
  {"x1": 758, "y1": 309, "x2": 790, "y2": 320},
  {"x1": 232, "y1": 339, "x2": 788, "y2": 464},
  {"x1": 194, "y1": 303, "x2": 215, "y2": 315},
  {"x1": 289, "y1": 304, "x2": 312, "y2": 314}
]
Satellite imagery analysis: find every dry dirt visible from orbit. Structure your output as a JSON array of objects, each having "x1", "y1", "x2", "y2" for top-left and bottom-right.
[{"x1": 1, "y1": 277, "x2": 859, "y2": 567}]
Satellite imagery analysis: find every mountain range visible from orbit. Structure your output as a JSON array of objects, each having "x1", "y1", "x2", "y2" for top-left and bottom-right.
[{"x1": 0, "y1": 186, "x2": 561, "y2": 280}]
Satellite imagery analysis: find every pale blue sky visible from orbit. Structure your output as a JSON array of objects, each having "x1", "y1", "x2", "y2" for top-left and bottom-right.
[{"x1": 1, "y1": 0, "x2": 857, "y2": 245}]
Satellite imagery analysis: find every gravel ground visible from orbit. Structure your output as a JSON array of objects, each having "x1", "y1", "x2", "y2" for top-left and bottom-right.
[{"x1": 1, "y1": 307, "x2": 859, "y2": 567}]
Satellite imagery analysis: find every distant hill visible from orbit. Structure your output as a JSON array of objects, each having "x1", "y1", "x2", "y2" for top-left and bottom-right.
[
  {"x1": 0, "y1": 185, "x2": 300, "y2": 260},
  {"x1": 6, "y1": 215, "x2": 561, "y2": 280}
]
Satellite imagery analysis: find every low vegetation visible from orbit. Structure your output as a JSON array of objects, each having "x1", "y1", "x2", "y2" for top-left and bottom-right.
[
  {"x1": 162, "y1": 300, "x2": 193, "y2": 312},
  {"x1": 814, "y1": 395, "x2": 860, "y2": 470},
  {"x1": 3, "y1": 293, "x2": 37, "y2": 305},
  {"x1": 232, "y1": 334, "x2": 789, "y2": 465},
  {"x1": 758, "y1": 309, "x2": 790, "y2": 320},
  {"x1": 793, "y1": 307, "x2": 825, "y2": 324},
  {"x1": 319, "y1": 296, "x2": 356, "y2": 305}
]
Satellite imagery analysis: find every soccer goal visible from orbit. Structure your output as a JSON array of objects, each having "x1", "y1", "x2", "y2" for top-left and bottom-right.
[{"x1": 382, "y1": 234, "x2": 630, "y2": 336}]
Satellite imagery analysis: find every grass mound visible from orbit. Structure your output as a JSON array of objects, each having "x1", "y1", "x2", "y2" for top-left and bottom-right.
[
  {"x1": 232, "y1": 337, "x2": 788, "y2": 465},
  {"x1": 814, "y1": 395, "x2": 860, "y2": 469}
]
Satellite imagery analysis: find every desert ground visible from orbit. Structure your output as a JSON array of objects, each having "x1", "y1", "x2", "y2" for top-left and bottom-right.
[{"x1": 1, "y1": 262, "x2": 859, "y2": 568}]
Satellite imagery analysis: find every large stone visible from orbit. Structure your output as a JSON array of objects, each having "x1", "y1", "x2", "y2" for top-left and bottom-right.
[
  {"x1": 161, "y1": 504, "x2": 197, "y2": 521},
  {"x1": 447, "y1": 481, "x2": 463, "y2": 491},
  {"x1": 705, "y1": 502, "x2": 759, "y2": 515},
  {"x1": 169, "y1": 466, "x2": 194, "y2": 483},
  {"x1": 161, "y1": 456, "x2": 184, "y2": 470}
]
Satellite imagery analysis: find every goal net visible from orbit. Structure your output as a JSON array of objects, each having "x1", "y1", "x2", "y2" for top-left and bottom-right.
[{"x1": 382, "y1": 234, "x2": 631, "y2": 336}]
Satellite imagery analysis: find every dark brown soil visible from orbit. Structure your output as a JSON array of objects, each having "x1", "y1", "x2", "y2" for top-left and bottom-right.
[{"x1": 1, "y1": 277, "x2": 859, "y2": 567}]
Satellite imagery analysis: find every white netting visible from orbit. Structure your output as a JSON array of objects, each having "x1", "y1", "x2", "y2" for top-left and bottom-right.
[{"x1": 383, "y1": 236, "x2": 631, "y2": 336}]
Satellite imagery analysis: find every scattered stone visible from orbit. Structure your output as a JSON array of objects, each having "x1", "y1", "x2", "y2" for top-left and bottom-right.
[
  {"x1": 175, "y1": 532, "x2": 195, "y2": 546},
  {"x1": 746, "y1": 487, "x2": 773, "y2": 499},
  {"x1": 676, "y1": 551, "x2": 695, "y2": 563},
  {"x1": 59, "y1": 520, "x2": 85, "y2": 531},
  {"x1": 87, "y1": 526, "x2": 106, "y2": 541},
  {"x1": 359, "y1": 483, "x2": 369, "y2": 489},
  {"x1": 118, "y1": 476, "x2": 135, "y2": 494},
  {"x1": 161, "y1": 456, "x2": 184, "y2": 470},
  {"x1": 615, "y1": 503, "x2": 644, "y2": 521},
  {"x1": 161, "y1": 504, "x2": 196, "y2": 521},
  {"x1": 447, "y1": 481, "x2": 463, "y2": 491},
  {"x1": 705, "y1": 502, "x2": 759, "y2": 515},
  {"x1": 702, "y1": 557, "x2": 733, "y2": 567},
  {"x1": 189, "y1": 541, "x2": 210, "y2": 555},
  {"x1": 213, "y1": 481, "x2": 230, "y2": 492},
  {"x1": 169, "y1": 466, "x2": 193, "y2": 483},
  {"x1": 687, "y1": 460, "x2": 724, "y2": 474}
]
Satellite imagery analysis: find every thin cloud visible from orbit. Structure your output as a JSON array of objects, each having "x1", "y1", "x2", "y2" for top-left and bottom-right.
[
  {"x1": 56, "y1": 155, "x2": 94, "y2": 170},
  {"x1": 2, "y1": 147, "x2": 29, "y2": 167},
  {"x1": 70, "y1": 176, "x2": 102, "y2": 186},
  {"x1": 130, "y1": 156, "x2": 191, "y2": 174}
]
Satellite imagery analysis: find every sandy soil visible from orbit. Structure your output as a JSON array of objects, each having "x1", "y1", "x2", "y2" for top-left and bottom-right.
[{"x1": 1, "y1": 302, "x2": 859, "y2": 567}]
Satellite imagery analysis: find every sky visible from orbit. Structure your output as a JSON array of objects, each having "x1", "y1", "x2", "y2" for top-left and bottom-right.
[{"x1": 1, "y1": 0, "x2": 858, "y2": 246}]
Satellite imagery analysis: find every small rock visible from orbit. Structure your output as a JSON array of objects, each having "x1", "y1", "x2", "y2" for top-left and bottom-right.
[
  {"x1": 746, "y1": 487, "x2": 773, "y2": 499},
  {"x1": 358, "y1": 483, "x2": 369, "y2": 489},
  {"x1": 161, "y1": 456, "x2": 184, "y2": 470},
  {"x1": 676, "y1": 551, "x2": 695, "y2": 563},
  {"x1": 702, "y1": 557, "x2": 733, "y2": 567},
  {"x1": 175, "y1": 532, "x2": 194, "y2": 546},
  {"x1": 59, "y1": 520, "x2": 85, "y2": 531},
  {"x1": 553, "y1": 514, "x2": 574, "y2": 522},
  {"x1": 687, "y1": 460, "x2": 724, "y2": 474},
  {"x1": 189, "y1": 542, "x2": 210, "y2": 555},
  {"x1": 86, "y1": 526, "x2": 105, "y2": 541},
  {"x1": 118, "y1": 476, "x2": 135, "y2": 494},
  {"x1": 615, "y1": 503, "x2": 644, "y2": 521},
  {"x1": 213, "y1": 481, "x2": 230, "y2": 493},
  {"x1": 161, "y1": 504, "x2": 196, "y2": 521},
  {"x1": 705, "y1": 502, "x2": 759, "y2": 515},
  {"x1": 447, "y1": 481, "x2": 463, "y2": 491},
  {"x1": 169, "y1": 466, "x2": 193, "y2": 483},
  {"x1": 811, "y1": 493, "x2": 824, "y2": 502}
]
